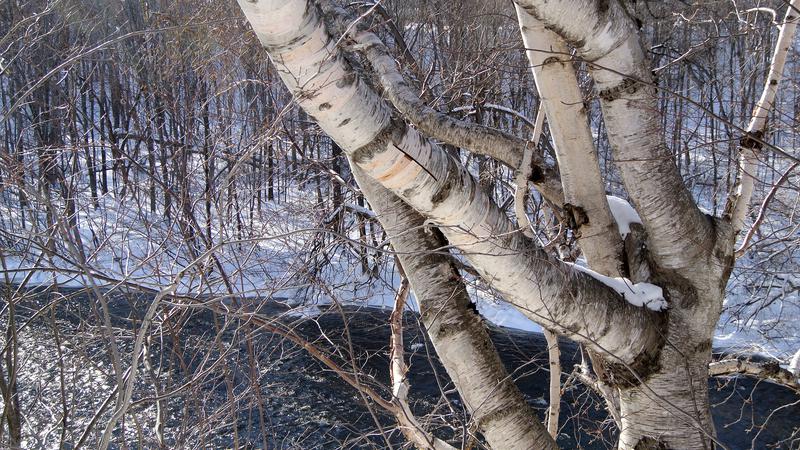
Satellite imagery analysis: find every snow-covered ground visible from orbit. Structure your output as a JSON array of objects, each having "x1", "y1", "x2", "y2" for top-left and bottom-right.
[{"x1": 1, "y1": 185, "x2": 798, "y2": 368}]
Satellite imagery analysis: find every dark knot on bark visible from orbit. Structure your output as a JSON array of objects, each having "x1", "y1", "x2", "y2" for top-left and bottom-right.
[{"x1": 739, "y1": 130, "x2": 764, "y2": 150}]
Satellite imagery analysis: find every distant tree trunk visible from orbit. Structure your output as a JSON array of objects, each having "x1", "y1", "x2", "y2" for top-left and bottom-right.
[
  {"x1": 202, "y1": 85, "x2": 214, "y2": 242},
  {"x1": 267, "y1": 143, "x2": 274, "y2": 201},
  {"x1": 356, "y1": 192, "x2": 369, "y2": 274},
  {"x1": 154, "y1": 95, "x2": 171, "y2": 222},
  {"x1": 330, "y1": 141, "x2": 343, "y2": 230}
]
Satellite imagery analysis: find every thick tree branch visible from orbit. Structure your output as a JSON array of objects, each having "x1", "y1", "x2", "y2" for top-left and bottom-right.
[
  {"x1": 351, "y1": 31, "x2": 564, "y2": 205},
  {"x1": 514, "y1": 0, "x2": 715, "y2": 271},
  {"x1": 353, "y1": 167, "x2": 557, "y2": 450},
  {"x1": 709, "y1": 359, "x2": 799, "y2": 393}
]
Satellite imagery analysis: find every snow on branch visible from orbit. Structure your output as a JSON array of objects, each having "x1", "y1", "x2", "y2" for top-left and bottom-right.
[
  {"x1": 568, "y1": 263, "x2": 667, "y2": 311},
  {"x1": 606, "y1": 195, "x2": 642, "y2": 238}
]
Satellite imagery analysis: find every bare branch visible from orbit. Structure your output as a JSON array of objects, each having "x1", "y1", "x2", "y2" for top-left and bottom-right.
[
  {"x1": 350, "y1": 31, "x2": 564, "y2": 205},
  {"x1": 710, "y1": 359, "x2": 800, "y2": 393}
]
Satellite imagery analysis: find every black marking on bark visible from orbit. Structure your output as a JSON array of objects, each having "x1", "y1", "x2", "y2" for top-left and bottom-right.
[
  {"x1": 694, "y1": 339, "x2": 713, "y2": 354},
  {"x1": 430, "y1": 164, "x2": 458, "y2": 207},
  {"x1": 432, "y1": 321, "x2": 466, "y2": 340},
  {"x1": 520, "y1": 4, "x2": 587, "y2": 49},
  {"x1": 465, "y1": 300, "x2": 482, "y2": 319},
  {"x1": 335, "y1": 72, "x2": 357, "y2": 89},
  {"x1": 739, "y1": 129, "x2": 764, "y2": 150},
  {"x1": 351, "y1": 121, "x2": 395, "y2": 164},
  {"x1": 563, "y1": 203, "x2": 590, "y2": 236},
  {"x1": 603, "y1": 343, "x2": 663, "y2": 388},
  {"x1": 351, "y1": 119, "x2": 438, "y2": 182},
  {"x1": 530, "y1": 165, "x2": 545, "y2": 183},
  {"x1": 264, "y1": 31, "x2": 309, "y2": 54},
  {"x1": 542, "y1": 56, "x2": 561, "y2": 66},
  {"x1": 623, "y1": 223, "x2": 651, "y2": 282},
  {"x1": 720, "y1": 253, "x2": 735, "y2": 287},
  {"x1": 338, "y1": 118, "x2": 351, "y2": 127},
  {"x1": 597, "y1": 77, "x2": 640, "y2": 101},
  {"x1": 318, "y1": 102, "x2": 332, "y2": 110},
  {"x1": 479, "y1": 406, "x2": 516, "y2": 429},
  {"x1": 633, "y1": 436, "x2": 669, "y2": 450}
]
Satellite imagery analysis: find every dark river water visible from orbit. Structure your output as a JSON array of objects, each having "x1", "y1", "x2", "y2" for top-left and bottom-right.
[
  {"x1": 5, "y1": 287, "x2": 799, "y2": 449},
  {"x1": 277, "y1": 307, "x2": 800, "y2": 450}
]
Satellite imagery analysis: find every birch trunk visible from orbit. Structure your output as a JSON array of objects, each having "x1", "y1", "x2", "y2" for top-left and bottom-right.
[
  {"x1": 233, "y1": 1, "x2": 800, "y2": 448},
  {"x1": 236, "y1": 0, "x2": 665, "y2": 368},
  {"x1": 514, "y1": 0, "x2": 716, "y2": 273},
  {"x1": 509, "y1": 1, "x2": 770, "y2": 448},
  {"x1": 353, "y1": 166, "x2": 556, "y2": 450},
  {"x1": 514, "y1": 6, "x2": 624, "y2": 277},
  {"x1": 727, "y1": 0, "x2": 800, "y2": 233}
]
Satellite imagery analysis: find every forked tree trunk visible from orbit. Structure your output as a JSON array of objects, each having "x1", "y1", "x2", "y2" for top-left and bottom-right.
[
  {"x1": 235, "y1": 1, "x2": 796, "y2": 449},
  {"x1": 352, "y1": 166, "x2": 556, "y2": 449}
]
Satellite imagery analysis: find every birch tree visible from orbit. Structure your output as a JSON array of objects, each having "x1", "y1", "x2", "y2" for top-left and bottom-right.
[{"x1": 228, "y1": 0, "x2": 800, "y2": 449}]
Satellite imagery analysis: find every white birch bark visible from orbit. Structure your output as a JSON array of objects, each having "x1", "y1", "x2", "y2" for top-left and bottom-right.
[
  {"x1": 350, "y1": 31, "x2": 564, "y2": 205},
  {"x1": 514, "y1": 6, "x2": 624, "y2": 277},
  {"x1": 236, "y1": 0, "x2": 665, "y2": 366},
  {"x1": 353, "y1": 167, "x2": 557, "y2": 450},
  {"x1": 514, "y1": 0, "x2": 715, "y2": 273},
  {"x1": 543, "y1": 329, "x2": 561, "y2": 438},
  {"x1": 727, "y1": 0, "x2": 800, "y2": 233},
  {"x1": 709, "y1": 358, "x2": 799, "y2": 392},
  {"x1": 509, "y1": 1, "x2": 734, "y2": 448},
  {"x1": 388, "y1": 271, "x2": 457, "y2": 450},
  {"x1": 512, "y1": 109, "x2": 561, "y2": 439}
]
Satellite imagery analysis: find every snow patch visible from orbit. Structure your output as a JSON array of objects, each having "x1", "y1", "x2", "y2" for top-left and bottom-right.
[
  {"x1": 285, "y1": 304, "x2": 323, "y2": 319},
  {"x1": 569, "y1": 263, "x2": 667, "y2": 311},
  {"x1": 606, "y1": 195, "x2": 642, "y2": 238},
  {"x1": 476, "y1": 299, "x2": 543, "y2": 332},
  {"x1": 789, "y1": 349, "x2": 800, "y2": 377}
]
